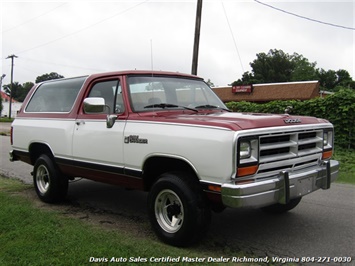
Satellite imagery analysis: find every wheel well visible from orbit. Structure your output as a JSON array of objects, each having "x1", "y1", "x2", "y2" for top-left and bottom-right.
[
  {"x1": 29, "y1": 143, "x2": 54, "y2": 165},
  {"x1": 143, "y1": 156, "x2": 199, "y2": 191}
]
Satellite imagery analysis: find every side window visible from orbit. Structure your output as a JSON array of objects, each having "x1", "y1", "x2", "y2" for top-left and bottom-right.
[
  {"x1": 25, "y1": 77, "x2": 86, "y2": 112},
  {"x1": 87, "y1": 80, "x2": 124, "y2": 114},
  {"x1": 115, "y1": 85, "x2": 124, "y2": 113}
]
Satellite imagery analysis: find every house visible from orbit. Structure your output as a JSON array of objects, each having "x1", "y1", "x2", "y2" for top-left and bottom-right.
[
  {"x1": 0, "y1": 91, "x2": 15, "y2": 102},
  {"x1": 0, "y1": 91, "x2": 22, "y2": 117},
  {"x1": 212, "y1": 80, "x2": 321, "y2": 103}
]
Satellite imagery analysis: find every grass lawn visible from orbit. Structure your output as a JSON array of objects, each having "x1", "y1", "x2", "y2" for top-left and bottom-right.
[
  {"x1": 333, "y1": 148, "x2": 355, "y2": 184},
  {"x1": 0, "y1": 145, "x2": 353, "y2": 265},
  {"x1": 0, "y1": 178, "x2": 253, "y2": 266},
  {"x1": 0, "y1": 118, "x2": 14, "y2": 123}
]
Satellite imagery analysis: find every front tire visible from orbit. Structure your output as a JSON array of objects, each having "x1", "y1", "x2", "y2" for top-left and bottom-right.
[
  {"x1": 33, "y1": 154, "x2": 68, "y2": 203},
  {"x1": 148, "y1": 172, "x2": 211, "y2": 247}
]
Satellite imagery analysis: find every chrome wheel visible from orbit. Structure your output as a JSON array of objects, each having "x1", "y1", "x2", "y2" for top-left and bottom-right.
[
  {"x1": 36, "y1": 165, "x2": 50, "y2": 195},
  {"x1": 155, "y1": 189, "x2": 184, "y2": 233},
  {"x1": 33, "y1": 154, "x2": 68, "y2": 203},
  {"x1": 148, "y1": 172, "x2": 211, "y2": 246}
]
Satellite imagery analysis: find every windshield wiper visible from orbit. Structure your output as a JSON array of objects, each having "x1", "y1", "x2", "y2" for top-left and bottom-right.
[
  {"x1": 144, "y1": 103, "x2": 198, "y2": 112},
  {"x1": 195, "y1": 104, "x2": 231, "y2": 112}
]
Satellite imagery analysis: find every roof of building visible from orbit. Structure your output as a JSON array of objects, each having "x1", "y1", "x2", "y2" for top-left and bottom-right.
[
  {"x1": 0, "y1": 91, "x2": 18, "y2": 103},
  {"x1": 212, "y1": 81, "x2": 320, "y2": 102}
]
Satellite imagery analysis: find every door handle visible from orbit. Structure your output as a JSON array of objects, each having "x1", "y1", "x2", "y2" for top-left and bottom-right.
[{"x1": 76, "y1": 121, "x2": 85, "y2": 126}]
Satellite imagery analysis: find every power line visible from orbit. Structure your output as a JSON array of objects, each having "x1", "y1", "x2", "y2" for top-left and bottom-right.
[
  {"x1": 20, "y1": 56, "x2": 104, "y2": 72},
  {"x1": 13, "y1": 0, "x2": 150, "y2": 55},
  {"x1": 2, "y1": 3, "x2": 68, "y2": 33},
  {"x1": 254, "y1": 0, "x2": 355, "y2": 31}
]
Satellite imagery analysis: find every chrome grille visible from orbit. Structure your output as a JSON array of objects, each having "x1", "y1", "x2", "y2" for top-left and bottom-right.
[
  {"x1": 259, "y1": 130, "x2": 323, "y2": 163},
  {"x1": 257, "y1": 130, "x2": 323, "y2": 175}
]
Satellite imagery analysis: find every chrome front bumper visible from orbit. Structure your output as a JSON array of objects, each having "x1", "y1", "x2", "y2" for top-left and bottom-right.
[
  {"x1": 9, "y1": 150, "x2": 18, "y2": 162},
  {"x1": 221, "y1": 160, "x2": 340, "y2": 208}
]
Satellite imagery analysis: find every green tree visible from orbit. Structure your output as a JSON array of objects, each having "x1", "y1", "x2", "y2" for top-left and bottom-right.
[
  {"x1": 21, "y1": 82, "x2": 34, "y2": 101},
  {"x1": 232, "y1": 71, "x2": 260, "y2": 86},
  {"x1": 3, "y1": 82, "x2": 22, "y2": 102},
  {"x1": 335, "y1": 69, "x2": 351, "y2": 85},
  {"x1": 316, "y1": 69, "x2": 355, "y2": 91},
  {"x1": 232, "y1": 49, "x2": 354, "y2": 91},
  {"x1": 2, "y1": 81, "x2": 33, "y2": 102},
  {"x1": 316, "y1": 69, "x2": 337, "y2": 91},
  {"x1": 290, "y1": 53, "x2": 318, "y2": 81},
  {"x1": 35, "y1": 72, "x2": 64, "y2": 83},
  {"x1": 234, "y1": 49, "x2": 295, "y2": 85},
  {"x1": 253, "y1": 49, "x2": 294, "y2": 83},
  {"x1": 337, "y1": 69, "x2": 355, "y2": 90}
]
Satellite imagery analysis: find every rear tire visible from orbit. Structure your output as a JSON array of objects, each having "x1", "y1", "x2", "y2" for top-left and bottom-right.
[
  {"x1": 33, "y1": 154, "x2": 68, "y2": 203},
  {"x1": 261, "y1": 197, "x2": 302, "y2": 214},
  {"x1": 147, "y1": 172, "x2": 211, "y2": 247}
]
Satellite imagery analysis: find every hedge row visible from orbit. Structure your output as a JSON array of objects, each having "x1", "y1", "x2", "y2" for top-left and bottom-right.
[{"x1": 226, "y1": 88, "x2": 355, "y2": 149}]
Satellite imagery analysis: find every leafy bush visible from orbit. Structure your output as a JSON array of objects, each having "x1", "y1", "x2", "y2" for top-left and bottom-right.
[{"x1": 226, "y1": 88, "x2": 355, "y2": 149}]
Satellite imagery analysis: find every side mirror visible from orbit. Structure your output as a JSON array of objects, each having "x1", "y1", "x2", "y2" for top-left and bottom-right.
[
  {"x1": 83, "y1": 97, "x2": 105, "y2": 113},
  {"x1": 83, "y1": 97, "x2": 117, "y2": 128},
  {"x1": 106, "y1": 114, "x2": 117, "y2": 129}
]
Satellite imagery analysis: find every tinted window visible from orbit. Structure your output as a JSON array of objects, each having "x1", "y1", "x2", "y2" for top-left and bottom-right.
[
  {"x1": 87, "y1": 80, "x2": 124, "y2": 114},
  {"x1": 26, "y1": 77, "x2": 86, "y2": 112}
]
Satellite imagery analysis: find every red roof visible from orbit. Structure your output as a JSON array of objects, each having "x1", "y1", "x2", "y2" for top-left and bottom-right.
[{"x1": 0, "y1": 91, "x2": 18, "y2": 103}]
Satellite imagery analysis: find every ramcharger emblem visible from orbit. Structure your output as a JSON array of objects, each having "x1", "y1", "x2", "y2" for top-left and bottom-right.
[
  {"x1": 284, "y1": 118, "x2": 302, "y2": 124},
  {"x1": 124, "y1": 135, "x2": 148, "y2": 144}
]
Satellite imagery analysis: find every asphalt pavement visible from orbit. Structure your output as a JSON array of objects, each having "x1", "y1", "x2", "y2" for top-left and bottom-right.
[{"x1": 1, "y1": 133, "x2": 354, "y2": 263}]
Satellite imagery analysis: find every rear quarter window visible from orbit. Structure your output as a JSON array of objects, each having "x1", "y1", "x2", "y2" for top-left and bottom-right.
[{"x1": 25, "y1": 77, "x2": 86, "y2": 113}]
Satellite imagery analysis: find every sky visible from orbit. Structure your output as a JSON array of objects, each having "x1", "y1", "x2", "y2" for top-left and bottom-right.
[{"x1": 1, "y1": 0, "x2": 354, "y2": 87}]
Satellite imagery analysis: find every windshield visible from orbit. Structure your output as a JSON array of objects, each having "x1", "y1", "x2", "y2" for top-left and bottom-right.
[{"x1": 127, "y1": 76, "x2": 227, "y2": 112}]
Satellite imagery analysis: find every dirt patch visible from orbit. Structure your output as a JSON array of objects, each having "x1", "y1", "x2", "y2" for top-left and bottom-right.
[
  {"x1": 0, "y1": 122, "x2": 11, "y2": 136},
  {"x1": 17, "y1": 188, "x2": 155, "y2": 240}
]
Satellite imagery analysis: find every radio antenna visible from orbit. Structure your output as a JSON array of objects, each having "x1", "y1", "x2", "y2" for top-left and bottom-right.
[{"x1": 150, "y1": 39, "x2": 154, "y2": 71}]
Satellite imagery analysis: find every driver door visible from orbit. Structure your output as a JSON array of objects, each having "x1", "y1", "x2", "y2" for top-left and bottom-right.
[{"x1": 72, "y1": 78, "x2": 127, "y2": 180}]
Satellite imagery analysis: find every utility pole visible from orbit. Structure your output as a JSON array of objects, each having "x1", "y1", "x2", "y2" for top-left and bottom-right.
[
  {"x1": 6, "y1": 54, "x2": 18, "y2": 119},
  {"x1": 191, "y1": 0, "x2": 203, "y2": 75},
  {"x1": 0, "y1": 74, "x2": 6, "y2": 117}
]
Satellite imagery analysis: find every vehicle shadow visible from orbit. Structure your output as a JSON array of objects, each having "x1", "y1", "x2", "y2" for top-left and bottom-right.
[
  {"x1": 17, "y1": 177, "x2": 346, "y2": 262},
  {"x1": 63, "y1": 179, "x2": 318, "y2": 259}
]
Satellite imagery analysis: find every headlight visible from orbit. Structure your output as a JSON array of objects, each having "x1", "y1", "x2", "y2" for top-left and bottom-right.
[
  {"x1": 237, "y1": 138, "x2": 259, "y2": 177},
  {"x1": 238, "y1": 138, "x2": 258, "y2": 162},
  {"x1": 322, "y1": 129, "x2": 334, "y2": 160},
  {"x1": 323, "y1": 130, "x2": 333, "y2": 149},
  {"x1": 240, "y1": 141, "x2": 251, "y2": 159},
  {"x1": 323, "y1": 132, "x2": 329, "y2": 146}
]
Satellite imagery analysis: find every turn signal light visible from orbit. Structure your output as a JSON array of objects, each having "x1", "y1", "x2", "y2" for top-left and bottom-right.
[
  {"x1": 237, "y1": 165, "x2": 258, "y2": 177},
  {"x1": 208, "y1": 185, "x2": 222, "y2": 192},
  {"x1": 322, "y1": 150, "x2": 333, "y2": 160}
]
